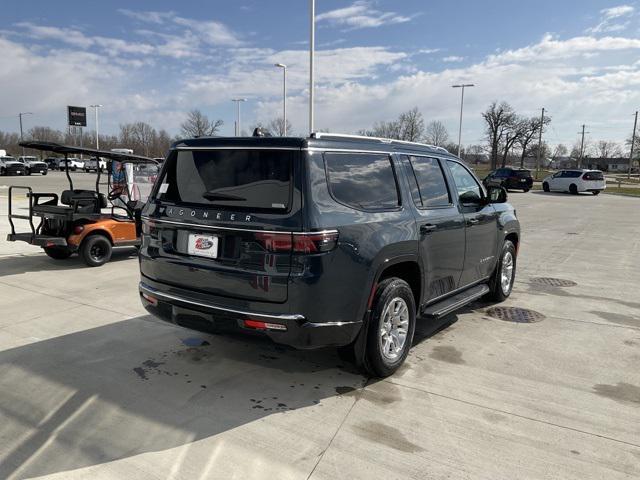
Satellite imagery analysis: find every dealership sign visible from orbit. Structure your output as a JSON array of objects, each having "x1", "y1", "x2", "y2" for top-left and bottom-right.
[{"x1": 67, "y1": 106, "x2": 87, "y2": 127}]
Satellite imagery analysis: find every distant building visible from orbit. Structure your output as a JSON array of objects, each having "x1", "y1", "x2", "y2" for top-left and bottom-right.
[{"x1": 583, "y1": 157, "x2": 631, "y2": 172}]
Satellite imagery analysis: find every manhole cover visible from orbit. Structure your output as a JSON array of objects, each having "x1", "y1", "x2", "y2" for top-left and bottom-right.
[
  {"x1": 530, "y1": 277, "x2": 577, "y2": 288},
  {"x1": 486, "y1": 307, "x2": 545, "y2": 323}
]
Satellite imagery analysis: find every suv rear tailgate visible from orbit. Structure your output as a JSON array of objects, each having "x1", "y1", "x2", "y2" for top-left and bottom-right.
[{"x1": 140, "y1": 147, "x2": 302, "y2": 304}]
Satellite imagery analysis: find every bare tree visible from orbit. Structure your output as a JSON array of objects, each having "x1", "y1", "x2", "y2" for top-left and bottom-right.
[
  {"x1": 552, "y1": 144, "x2": 568, "y2": 160},
  {"x1": 397, "y1": 108, "x2": 425, "y2": 142},
  {"x1": 27, "y1": 126, "x2": 63, "y2": 144},
  {"x1": 500, "y1": 117, "x2": 527, "y2": 168},
  {"x1": 517, "y1": 115, "x2": 552, "y2": 167},
  {"x1": 424, "y1": 120, "x2": 449, "y2": 146},
  {"x1": 595, "y1": 140, "x2": 622, "y2": 158},
  {"x1": 180, "y1": 109, "x2": 223, "y2": 138},
  {"x1": 268, "y1": 117, "x2": 293, "y2": 136},
  {"x1": 363, "y1": 107, "x2": 425, "y2": 142},
  {"x1": 482, "y1": 101, "x2": 516, "y2": 169}
]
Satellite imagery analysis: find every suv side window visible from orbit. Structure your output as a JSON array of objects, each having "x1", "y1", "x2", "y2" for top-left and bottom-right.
[
  {"x1": 447, "y1": 160, "x2": 482, "y2": 201},
  {"x1": 403, "y1": 156, "x2": 450, "y2": 208},
  {"x1": 324, "y1": 153, "x2": 400, "y2": 211}
]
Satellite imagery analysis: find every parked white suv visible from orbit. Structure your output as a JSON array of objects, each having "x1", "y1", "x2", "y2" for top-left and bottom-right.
[
  {"x1": 60, "y1": 157, "x2": 85, "y2": 171},
  {"x1": 542, "y1": 169, "x2": 606, "y2": 195}
]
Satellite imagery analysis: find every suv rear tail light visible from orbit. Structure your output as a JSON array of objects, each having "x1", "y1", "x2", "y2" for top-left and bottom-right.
[
  {"x1": 243, "y1": 319, "x2": 287, "y2": 331},
  {"x1": 255, "y1": 231, "x2": 339, "y2": 254}
]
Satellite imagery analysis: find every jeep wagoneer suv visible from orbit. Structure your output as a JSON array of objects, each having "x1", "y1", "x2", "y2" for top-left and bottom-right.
[{"x1": 139, "y1": 133, "x2": 520, "y2": 376}]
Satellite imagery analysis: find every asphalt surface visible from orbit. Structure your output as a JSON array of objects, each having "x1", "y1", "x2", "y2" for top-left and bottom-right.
[{"x1": 0, "y1": 191, "x2": 638, "y2": 479}]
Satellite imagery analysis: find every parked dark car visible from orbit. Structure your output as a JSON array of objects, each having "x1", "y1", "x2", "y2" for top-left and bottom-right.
[
  {"x1": 139, "y1": 134, "x2": 520, "y2": 377},
  {"x1": 44, "y1": 157, "x2": 62, "y2": 169},
  {"x1": 483, "y1": 167, "x2": 533, "y2": 192}
]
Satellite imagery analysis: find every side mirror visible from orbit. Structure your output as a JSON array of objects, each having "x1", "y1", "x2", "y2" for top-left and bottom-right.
[
  {"x1": 487, "y1": 186, "x2": 507, "y2": 203},
  {"x1": 459, "y1": 190, "x2": 483, "y2": 205}
]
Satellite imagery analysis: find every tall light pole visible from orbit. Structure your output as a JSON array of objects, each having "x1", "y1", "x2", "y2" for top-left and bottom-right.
[
  {"x1": 274, "y1": 63, "x2": 287, "y2": 135},
  {"x1": 629, "y1": 111, "x2": 638, "y2": 179},
  {"x1": 452, "y1": 84, "x2": 474, "y2": 157},
  {"x1": 18, "y1": 112, "x2": 33, "y2": 157},
  {"x1": 89, "y1": 104, "x2": 103, "y2": 149},
  {"x1": 309, "y1": 0, "x2": 315, "y2": 134},
  {"x1": 231, "y1": 98, "x2": 247, "y2": 136},
  {"x1": 578, "y1": 124, "x2": 590, "y2": 168}
]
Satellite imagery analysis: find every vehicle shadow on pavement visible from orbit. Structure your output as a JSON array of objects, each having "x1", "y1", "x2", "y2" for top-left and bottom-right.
[
  {"x1": 0, "y1": 315, "x2": 368, "y2": 479},
  {"x1": 0, "y1": 248, "x2": 138, "y2": 278}
]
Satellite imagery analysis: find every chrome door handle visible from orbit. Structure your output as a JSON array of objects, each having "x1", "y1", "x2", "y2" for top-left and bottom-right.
[{"x1": 467, "y1": 218, "x2": 479, "y2": 226}]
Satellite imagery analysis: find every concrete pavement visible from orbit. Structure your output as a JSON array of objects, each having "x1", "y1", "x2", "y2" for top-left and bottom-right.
[{"x1": 0, "y1": 191, "x2": 638, "y2": 479}]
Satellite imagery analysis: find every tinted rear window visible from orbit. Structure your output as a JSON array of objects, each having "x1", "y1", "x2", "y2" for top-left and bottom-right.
[
  {"x1": 156, "y1": 149, "x2": 294, "y2": 211},
  {"x1": 583, "y1": 171, "x2": 604, "y2": 180},
  {"x1": 324, "y1": 153, "x2": 399, "y2": 211},
  {"x1": 403, "y1": 156, "x2": 450, "y2": 207},
  {"x1": 514, "y1": 170, "x2": 531, "y2": 178}
]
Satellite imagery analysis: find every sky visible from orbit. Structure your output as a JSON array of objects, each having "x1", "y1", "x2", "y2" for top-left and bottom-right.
[{"x1": 1, "y1": 0, "x2": 639, "y2": 149}]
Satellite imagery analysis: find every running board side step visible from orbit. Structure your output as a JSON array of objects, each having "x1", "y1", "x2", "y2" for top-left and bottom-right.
[{"x1": 421, "y1": 284, "x2": 490, "y2": 319}]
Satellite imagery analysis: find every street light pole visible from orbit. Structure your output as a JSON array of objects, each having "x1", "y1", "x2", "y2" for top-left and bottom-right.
[
  {"x1": 89, "y1": 104, "x2": 103, "y2": 149},
  {"x1": 452, "y1": 84, "x2": 474, "y2": 157},
  {"x1": 629, "y1": 111, "x2": 638, "y2": 180},
  {"x1": 18, "y1": 112, "x2": 33, "y2": 157},
  {"x1": 309, "y1": 0, "x2": 315, "y2": 134},
  {"x1": 275, "y1": 63, "x2": 287, "y2": 135},
  {"x1": 231, "y1": 98, "x2": 247, "y2": 136}
]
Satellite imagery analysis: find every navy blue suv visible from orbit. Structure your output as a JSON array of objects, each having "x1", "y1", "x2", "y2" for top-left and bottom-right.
[{"x1": 139, "y1": 133, "x2": 520, "y2": 377}]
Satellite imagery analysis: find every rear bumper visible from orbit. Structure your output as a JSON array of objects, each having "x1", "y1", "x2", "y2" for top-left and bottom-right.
[{"x1": 139, "y1": 278, "x2": 362, "y2": 349}]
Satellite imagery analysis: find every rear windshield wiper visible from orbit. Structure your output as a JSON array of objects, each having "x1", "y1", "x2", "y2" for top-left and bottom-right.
[{"x1": 202, "y1": 191, "x2": 246, "y2": 201}]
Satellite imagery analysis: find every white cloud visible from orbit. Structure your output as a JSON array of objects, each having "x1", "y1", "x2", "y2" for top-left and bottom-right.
[
  {"x1": 587, "y1": 4, "x2": 634, "y2": 33},
  {"x1": 117, "y1": 9, "x2": 243, "y2": 46},
  {"x1": 443, "y1": 56, "x2": 465, "y2": 62},
  {"x1": 316, "y1": 1, "x2": 416, "y2": 30},
  {"x1": 602, "y1": 5, "x2": 634, "y2": 19}
]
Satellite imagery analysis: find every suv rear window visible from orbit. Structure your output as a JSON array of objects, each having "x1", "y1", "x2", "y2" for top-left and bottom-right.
[
  {"x1": 324, "y1": 153, "x2": 399, "y2": 211},
  {"x1": 583, "y1": 171, "x2": 604, "y2": 180},
  {"x1": 514, "y1": 170, "x2": 531, "y2": 178},
  {"x1": 157, "y1": 149, "x2": 293, "y2": 211}
]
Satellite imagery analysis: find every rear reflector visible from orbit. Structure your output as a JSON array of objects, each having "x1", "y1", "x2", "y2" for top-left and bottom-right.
[
  {"x1": 243, "y1": 319, "x2": 288, "y2": 331},
  {"x1": 141, "y1": 292, "x2": 158, "y2": 306},
  {"x1": 255, "y1": 231, "x2": 339, "y2": 254}
]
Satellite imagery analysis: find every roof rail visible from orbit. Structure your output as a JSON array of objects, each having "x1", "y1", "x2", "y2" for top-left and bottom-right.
[{"x1": 310, "y1": 132, "x2": 451, "y2": 154}]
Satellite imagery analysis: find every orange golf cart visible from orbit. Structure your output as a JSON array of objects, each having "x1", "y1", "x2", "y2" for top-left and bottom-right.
[{"x1": 7, "y1": 142, "x2": 160, "y2": 266}]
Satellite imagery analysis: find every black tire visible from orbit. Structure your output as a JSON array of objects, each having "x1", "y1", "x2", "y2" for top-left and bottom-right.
[
  {"x1": 523, "y1": 188, "x2": 530, "y2": 193},
  {"x1": 363, "y1": 277, "x2": 416, "y2": 377},
  {"x1": 42, "y1": 170, "x2": 47, "y2": 175},
  {"x1": 488, "y1": 240, "x2": 517, "y2": 302},
  {"x1": 570, "y1": 184, "x2": 578, "y2": 195},
  {"x1": 80, "y1": 235, "x2": 112, "y2": 267},
  {"x1": 44, "y1": 246, "x2": 72, "y2": 260},
  {"x1": 26, "y1": 169, "x2": 31, "y2": 176},
  {"x1": 592, "y1": 190, "x2": 600, "y2": 196},
  {"x1": 542, "y1": 182, "x2": 550, "y2": 192}
]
